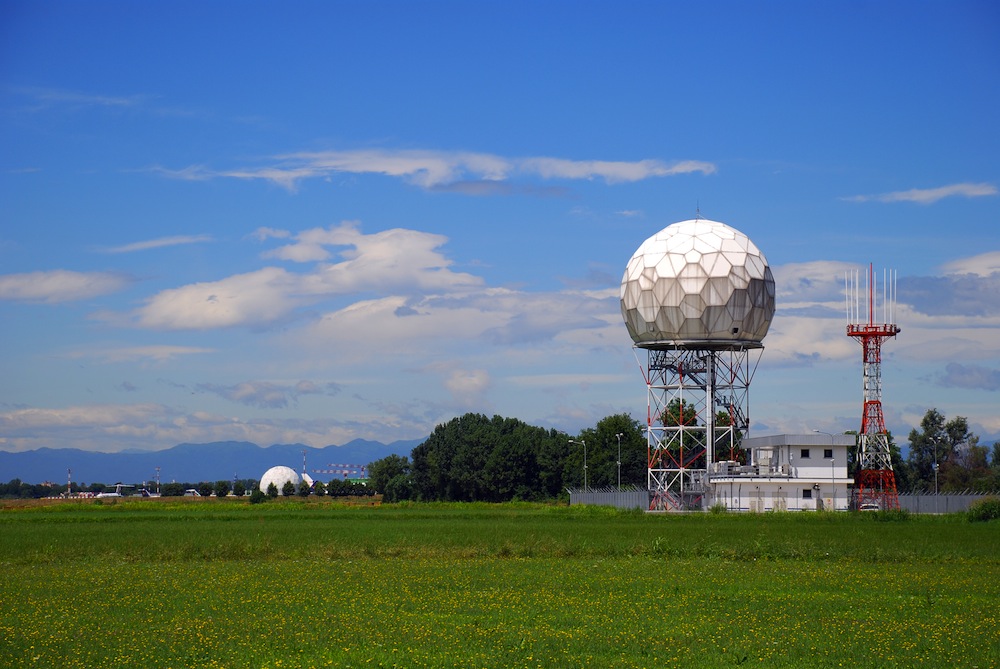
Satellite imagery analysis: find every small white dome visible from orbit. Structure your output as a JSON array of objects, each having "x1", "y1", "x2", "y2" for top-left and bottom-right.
[{"x1": 260, "y1": 466, "x2": 300, "y2": 492}]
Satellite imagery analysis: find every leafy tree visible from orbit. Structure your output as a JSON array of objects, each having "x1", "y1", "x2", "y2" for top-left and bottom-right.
[
  {"x1": 383, "y1": 473, "x2": 414, "y2": 503},
  {"x1": 266, "y1": 482, "x2": 279, "y2": 498},
  {"x1": 565, "y1": 414, "x2": 646, "y2": 490},
  {"x1": 368, "y1": 454, "x2": 411, "y2": 497},
  {"x1": 412, "y1": 414, "x2": 560, "y2": 502},
  {"x1": 161, "y1": 482, "x2": 185, "y2": 497},
  {"x1": 536, "y1": 429, "x2": 570, "y2": 498},
  {"x1": 214, "y1": 480, "x2": 231, "y2": 498},
  {"x1": 297, "y1": 479, "x2": 311, "y2": 497},
  {"x1": 313, "y1": 480, "x2": 326, "y2": 497},
  {"x1": 907, "y1": 408, "x2": 976, "y2": 492},
  {"x1": 249, "y1": 488, "x2": 267, "y2": 504},
  {"x1": 198, "y1": 482, "x2": 214, "y2": 497},
  {"x1": 281, "y1": 480, "x2": 296, "y2": 497},
  {"x1": 661, "y1": 398, "x2": 699, "y2": 427},
  {"x1": 232, "y1": 480, "x2": 246, "y2": 497},
  {"x1": 326, "y1": 478, "x2": 348, "y2": 497}
]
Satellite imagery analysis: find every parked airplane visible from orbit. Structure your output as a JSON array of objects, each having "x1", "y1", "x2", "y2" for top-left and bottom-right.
[{"x1": 95, "y1": 483, "x2": 134, "y2": 498}]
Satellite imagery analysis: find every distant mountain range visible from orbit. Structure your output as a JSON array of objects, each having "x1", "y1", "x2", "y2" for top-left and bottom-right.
[{"x1": 0, "y1": 438, "x2": 424, "y2": 485}]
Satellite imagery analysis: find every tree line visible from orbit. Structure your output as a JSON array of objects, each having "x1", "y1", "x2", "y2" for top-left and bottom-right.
[
  {"x1": 367, "y1": 408, "x2": 1000, "y2": 503},
  {"x1": 367, "y1": 412, "x2": 647, "y2": 503},
  {"x1": 0, "y1": 477, "x2": 373, "y2": 500},
  {"x1": 890, "y1": 408, "x2": 1000, "y2": 493},
  {"x1": 6, "y1": 407, "x2": 996, "y2": 502}
]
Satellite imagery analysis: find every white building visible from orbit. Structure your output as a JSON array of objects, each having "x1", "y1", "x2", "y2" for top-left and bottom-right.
[{"x1": 709, "y1": 433, "x2": 854, "y2": 512}]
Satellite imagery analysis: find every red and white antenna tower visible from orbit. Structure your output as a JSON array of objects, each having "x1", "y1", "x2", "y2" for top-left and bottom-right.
[{"x1": 846, "y1": 264, "x2": 901, "y2": 510}]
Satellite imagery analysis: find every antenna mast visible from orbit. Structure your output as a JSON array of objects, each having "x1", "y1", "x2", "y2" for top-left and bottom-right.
[{"x1": 846, "y1": 264, "x2": 901, "y2": 510}]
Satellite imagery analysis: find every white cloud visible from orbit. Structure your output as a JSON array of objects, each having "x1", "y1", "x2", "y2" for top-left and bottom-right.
[
  {"x1": 156, "y1": 148, "x2": 717, "y2": 192},
  {"x1": 249, "y1": 227, "x2": 292, "y2": 241},
  {"x1": 134, "y1": 267, "x2": 302, "y2": 329},
  {"x1": 102, "y1": 235, "x2": 212, "y2": 254},
  {"x1": 772, "y1": 260, "x2": 856, "y2": 304},
  {"x1": 939, "y1": 250, "x2": 1000, "y2": 277},
  {"x1": 845, "y1": 182, "x2": 997, "y2": 205},
  {"x1": 131, "y1": 223, "x2": 483, "y2": 330},
  {"x1": 760, "y1": 260, "x2": 1000, "y2": 371},
  {"x1": 442, "y1": 368, "x2": 492, "y2": 407},
  {"x1": 0, "y1": 403, "x2": 364, "y2": 453},
  {"x1": 0, "y1": 270, "x2": 130, "y2": 303},
  {"x1": 68, "y1": 345, "x2": 214, "y2": 363}
]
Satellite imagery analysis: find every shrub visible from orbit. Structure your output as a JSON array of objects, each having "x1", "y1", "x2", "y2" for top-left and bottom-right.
[
  {"x1": 249, "y1": 489, "x2": 267, "y2": 505},
  {"x1": 967, "y1": 496, "x2": 1000, "y2": 522}
]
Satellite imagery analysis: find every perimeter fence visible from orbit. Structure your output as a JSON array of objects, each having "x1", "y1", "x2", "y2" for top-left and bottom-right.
[
  {"x1": 569, "y1": 488, "x2": 999, "y2": 513},
  {"x1": 567, "y1": 487, "x2": 649, "y2": 510},
  {"x1": 898, "y1": 492, "x2": 999, "y2": 514}
]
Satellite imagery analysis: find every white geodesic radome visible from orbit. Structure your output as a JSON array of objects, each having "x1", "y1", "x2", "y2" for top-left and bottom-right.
[
  {"x1": 259, "y1": 465, "x2": 300, "y2": 493},
  {"x1": 620, "y1": 219, "x2": 775, "y2": 346}
]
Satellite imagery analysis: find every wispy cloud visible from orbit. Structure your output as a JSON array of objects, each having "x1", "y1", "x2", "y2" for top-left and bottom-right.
[
  {"x1": 0, "y1": 270, "x2": 130, "y2": 303},
  {"x1": 17, "y1": 86, "x2": 150, "y2": 110},
  {"x1": 129, "y1": 222, "x2": 483, "y2": 330},
  {"x1": 844, "y1": 182, "x2": 997, "y2": 205},
  {"x1": 153, "y1": 148, "x2": 716, "y2": 192},
  {"x1": 67, "y1": 345, "x2": 215, "y2": 363},
  {"x1": 102, "y1": 235, "x2": 213, "y2": 254},
  {"x1": 196, "y1": 380, "x2": 341, "y2": 409},
  {"x1": 248, "y1": 227, "x2": 292, "y2": 242},
  {"x1": 939, "y1": 251, "x2": 1000, "y2": 277}
]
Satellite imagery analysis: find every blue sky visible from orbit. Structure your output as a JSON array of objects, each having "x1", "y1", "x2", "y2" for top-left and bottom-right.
[{"x1": 2, "y1": 1, "x2": 998, "y2": 454}]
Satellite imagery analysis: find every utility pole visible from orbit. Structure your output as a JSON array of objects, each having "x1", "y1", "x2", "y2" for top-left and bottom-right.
[
  {"x1": 615, "y1": 433, "x2": 623, "y2": 491},
  {"x1": 569, "y1": 439, "x2": 587, "y2": 491}
]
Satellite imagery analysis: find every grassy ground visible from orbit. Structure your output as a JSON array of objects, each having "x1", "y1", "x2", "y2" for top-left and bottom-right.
[{"x1": 1, "y1": 499, "x2": 998, "y2": 668}]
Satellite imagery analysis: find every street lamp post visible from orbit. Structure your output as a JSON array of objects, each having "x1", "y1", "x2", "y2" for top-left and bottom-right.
[
  {"x1": 569, "y1": 439, "x2": 587, "y2": 491},
  {"x1": 615, "y1": 433, "x2": 623, "y2": 492},
  {"x1": 830, "y1": 458, "x2": 836, "y2": 510},
  {"x1": 931, "y1": 436, "x2": 941, "y2": 514},
  {"x1": 933, "y1": 462, "x2": 939, "y2": 514}
]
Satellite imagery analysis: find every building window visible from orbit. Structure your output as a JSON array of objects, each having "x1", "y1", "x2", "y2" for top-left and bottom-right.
[
  {"x1": 824, "y1": 448, "x2": 833, "y2": 459},
  {"x1": 802, "y1": 489, "x2": 812, "y2": 499},
  {"x1": 800, "y1": 448, "x2": 810, "y2": 459}
]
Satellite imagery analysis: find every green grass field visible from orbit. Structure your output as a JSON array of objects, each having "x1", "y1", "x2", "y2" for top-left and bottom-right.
[{"x1": 1, "y1": 499, "x2": 998, "y2": 668}]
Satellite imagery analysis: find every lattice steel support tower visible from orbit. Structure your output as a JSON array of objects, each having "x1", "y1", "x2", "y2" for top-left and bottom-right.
[
  {"x1": 846, "y1": 264, "x2": 901, "y2": 510},
  {"x1": 620, "y1": 218, "x2": 776, "y2": 512},
  {"x1": 641, "y1": 343, "x2": 763, "y2": 511}
]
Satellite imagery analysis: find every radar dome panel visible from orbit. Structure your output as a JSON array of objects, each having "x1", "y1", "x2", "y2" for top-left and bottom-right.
[{"x1": 620, "y1": 219, "x2": 775, "y2": 346}]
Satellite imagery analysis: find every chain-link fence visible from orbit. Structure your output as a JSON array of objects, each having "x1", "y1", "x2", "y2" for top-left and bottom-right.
[
  {"x1": 567, "y1": 487, "x2": 649, "y2": 510},
  {"x1": 569, "y1": 488, "x2": 999, "y2": 513},
  {"x1": 898, "y1": 492, "x2": 999, "y2": 514}
]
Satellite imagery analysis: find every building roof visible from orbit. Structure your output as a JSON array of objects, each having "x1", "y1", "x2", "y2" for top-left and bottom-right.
[{"x1": 743, "y1": 433, "x2": 855, "y2": 448}]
